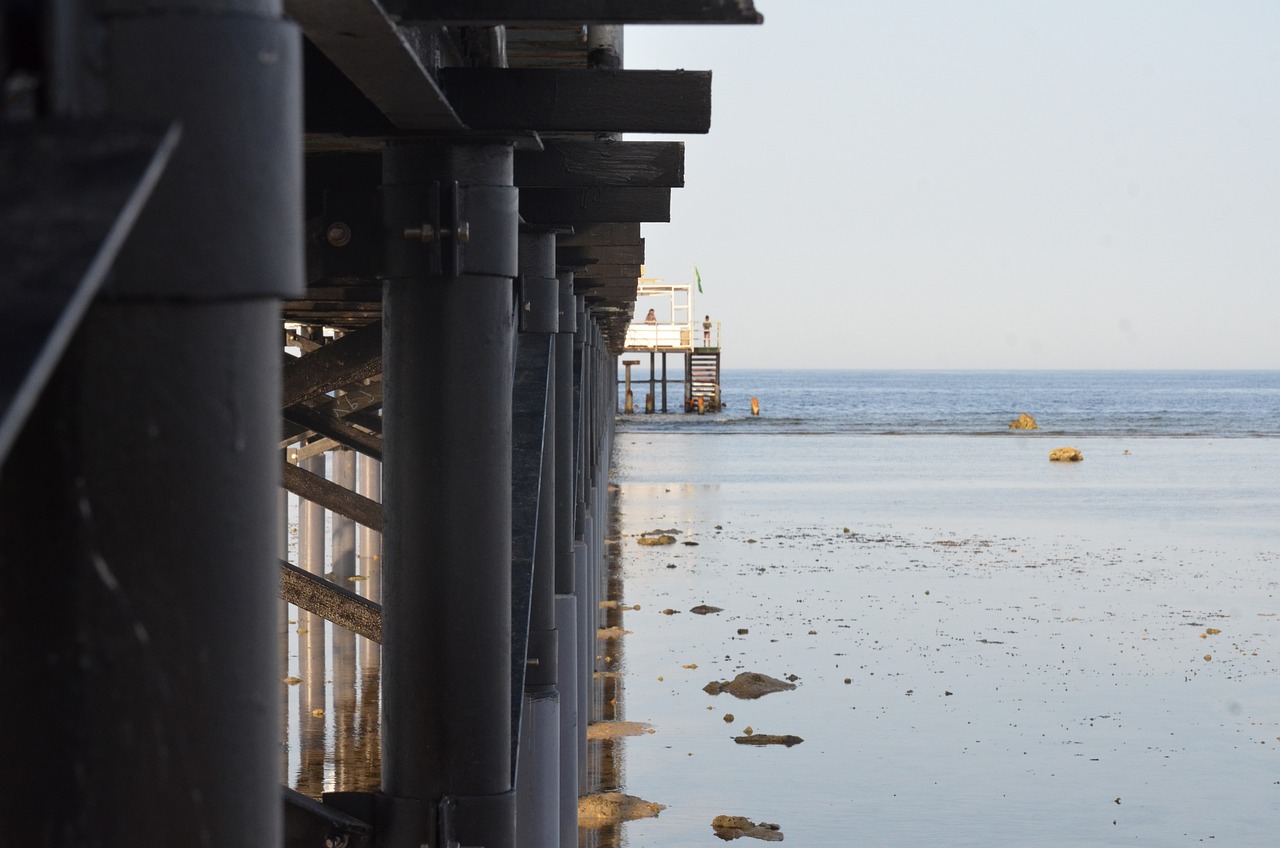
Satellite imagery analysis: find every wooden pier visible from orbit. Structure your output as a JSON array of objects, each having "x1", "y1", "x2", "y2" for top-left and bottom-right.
[
  {"x1": 0, "y1": 4, "x2": 761, "y2": 847},
  {"x1": 620, "y1": 280, "x2": 723, "y2": 413}
]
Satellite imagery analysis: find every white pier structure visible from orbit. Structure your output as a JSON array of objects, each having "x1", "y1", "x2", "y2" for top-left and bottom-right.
[{"x1": 620, "y1": 278, "x2": 721, "y2": 413}]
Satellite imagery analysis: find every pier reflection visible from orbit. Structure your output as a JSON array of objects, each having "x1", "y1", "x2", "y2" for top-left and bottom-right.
[
  {"x1": 581, "y1": 486, "x2": 628, "y2": 848},
  {"x1": 283, "y1": 450, "x2": 383, "y2": 799},
  {"x1": 287, "y1": 623, "x2": 383, "y2": 797}
]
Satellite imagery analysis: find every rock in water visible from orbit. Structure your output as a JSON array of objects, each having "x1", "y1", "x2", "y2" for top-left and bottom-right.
[
  {"x1": 690, "y1": 604, "x2": 723, "y2": 615},
  {"x1": 637, "y1": 534, "x2": 676, "y2": 546},
  {"x1": 711, "y1": 815, "x2": 785, "y2": 842},
  {"x1": 1009, "y1": 412, "x2": 1039, "y2": 429},
  {"x1": 703, "y1": 671, "x2": 797, "y2": 699},
  {"x1": 578, "y1": 793, "x2": 665, "y2": 827},
  {"x1": 733, "y1": 734, "x2": 804, "y2": 747},
  {"x1": 1049, "y1": 447, "x2": 1083, "y2": 462}
]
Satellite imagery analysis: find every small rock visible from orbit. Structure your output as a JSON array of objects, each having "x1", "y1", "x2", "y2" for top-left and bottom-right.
[
  {"x1": 1049, "y1": 447, "x2": 1083, "y2": 462},
  {"x1": 711, "y1": 815, "x2": 784, "y2": 842},
  {"x1": 737, "y1": 628, "x2": 749, "y2": 635},
  {"x1": 1009, "y1": 412, "x2": 1039, "y2": 430},
  {"x1": 732, "y1": 734, "x2": 803, "y2": 747},
  {"x1": 691, "y1": 604, "x2": 723, "y2": 615},
  {"x1": 660, "y1": 608, "x2": 680, "y2": 615},
  {"x1": 723, "y1": 713, "x2": 735, "y2": 723},
  {"x1": 682, "y1": 540, "x2": 700, "y2": 546},
  {"x1": 578, "y1": 793, "x2": 665, "y2": 828},
  {"x1": 638, "y1": 534, "x2": 677, "y2": 546},
  {"x1": 703, "y1": 671, "x2": 797, "y2": 700}
]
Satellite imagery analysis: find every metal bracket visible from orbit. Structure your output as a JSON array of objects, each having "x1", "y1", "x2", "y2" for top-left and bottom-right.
[{"x1": 383, "y1": 181, "x2": 518, "y2": 280}]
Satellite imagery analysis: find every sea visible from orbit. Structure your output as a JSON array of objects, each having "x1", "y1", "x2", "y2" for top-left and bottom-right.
[{"x1": 599, "y1": 370, "x2": 1280, "y2": 847}]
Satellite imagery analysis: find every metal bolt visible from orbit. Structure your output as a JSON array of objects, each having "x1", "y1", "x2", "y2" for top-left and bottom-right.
[
  {"x1": 526, "y1": 657, "x2": 540, "y2": 667},
  {"x1": 403, "y1": 222, "x2": 469, "y2": 244},
  {"x1": 326, "y1": 222, "x2": 352, "y2": 247},
  {"x1": 403, "y1": 223, "x2": 437, "y2": 243}
]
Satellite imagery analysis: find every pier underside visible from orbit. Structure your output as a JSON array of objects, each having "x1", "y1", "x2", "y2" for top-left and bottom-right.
[{"x1": 0, "y1": 2, "x2": 759, "y2": 846}]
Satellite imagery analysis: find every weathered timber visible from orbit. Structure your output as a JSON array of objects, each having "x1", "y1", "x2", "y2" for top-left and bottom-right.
[
  {"x1": 281, "y1": 379, "x2": 383, "y2": 445},
  {"x1": 289, "y1": 438, "x2": 340, "y2": 462},
  {"x1": 289, "y1": 286, "x2": 384, "y2": 303},
  {"x1": 281, "y1": 460, "x2": 384, "y2": 531},
  {"x1": 0, "y1": 123, "x2": 179, "y2": 463},
  {"x1": 281, "y1": 321, "x2": 382, "y2": 408},
  {"x1": 279, "y1": 560, "x2": 382, "y2": 644},
  {"x1": 441, "y1": 69, "x2": 712, "y2": 134},
  {"x1": 283, "y1": 404, "x2": 383, "y2": 462},
  {"x1": 342, "y1": 409, "x2": 384, "y2": 435},
  {"x1": 300, "y1": 38, "x2": 397, "y2": 137},
  {"x1": 520, "y1": 188, "x2": 670, "y2": 224},
  {"x1": 556, "y1": 242, "x2": 645, "y2": 268},
  {"x1": 569, "y1": 264, "x2": 641, "y2": 280},
  {"x1": 285, "y1": 0, "x2": 463, "y2": 130},
  {"x1": 556, "y1": 222, "x2": 641, "y2": 247},
  {"x1": 384, "y1": 0, "x2": 762, "y2": 24},
  {"x1": 516, "y1": 140, "x2": 683, "y2": 187}
]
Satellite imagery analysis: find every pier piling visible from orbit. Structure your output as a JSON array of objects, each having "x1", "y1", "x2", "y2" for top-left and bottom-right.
[{"x1": 380, "y1": 142, "x2": 518, "y2": 848}]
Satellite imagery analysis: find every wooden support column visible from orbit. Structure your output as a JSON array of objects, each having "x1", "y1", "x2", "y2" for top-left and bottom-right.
[
  {"x1": 0, "y1": 3, "x2": 302, "y2": 844},
  {"x1": 380, "y1": 142, "x2": 518, "y2": 848}
]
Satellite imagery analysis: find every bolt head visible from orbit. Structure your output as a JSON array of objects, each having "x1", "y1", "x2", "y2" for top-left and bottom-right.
[{"x1": 326, "y1": 222, "x2": 352, "y2": 247}]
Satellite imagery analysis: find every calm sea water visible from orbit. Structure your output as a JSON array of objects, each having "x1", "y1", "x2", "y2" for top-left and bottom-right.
[
  {"x1": 617, "y1": 369, "x2": 1280, "y2": 437},
  {"x1": 601, "y1": 371, "x2": 1280, "y2": 847}
]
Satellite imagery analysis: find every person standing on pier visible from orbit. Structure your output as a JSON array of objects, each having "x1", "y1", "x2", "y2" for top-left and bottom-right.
[
  {"x1": 703, "y1": 314, "x2": 712, "y2": 347},
  {"x1": 645, "y1": 308, "x2": 657, "y2": 324}
]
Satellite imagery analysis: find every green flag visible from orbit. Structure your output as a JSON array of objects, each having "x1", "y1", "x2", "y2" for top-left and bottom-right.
[{"x1": 695, "y1": 265, "x2": 703, "y2": 293}]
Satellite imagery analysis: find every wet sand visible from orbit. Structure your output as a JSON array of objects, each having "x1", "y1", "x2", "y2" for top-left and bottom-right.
[{"x1": 595, "y1": 433, "x2": 1280, "y2": 847}]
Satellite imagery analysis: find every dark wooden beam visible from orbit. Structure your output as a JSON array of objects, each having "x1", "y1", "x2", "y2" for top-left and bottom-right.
[
  {"x1": 441, "y1": 69, "x2": 712, "y2": 134},
  {"x1": 570, "y1": 263, "x2": 641, "y2": 279},
  {"x1": 516, "y1": 141, "x2": 684, "y2": 188},
  {"x1": 384, "y1": 0, "x2": 762, "y2": 24},
  {"x1": 279, "y1": 560, "x2": 382, "y2": 644},
  {"x1": 286, "y1": 0, "x2": 464, "y2": 130},
  {"x1": 557, "y1": 242, "x2": 644, "y2": 268},
  {"x1": 283, "y1": 404, "x2": 383, "y2": 462},
  {"x1": 520, "y1": 188, "x2": 670, "y2": 224},
  {"x1": 557, "y1": 223, "x2": 641, "y2": 247},
  {"x1": 281, "y1": 461, "x2": 384, "y2": 531},
  {"x1": 281, "y1": 321, "x2": 382, "y2": 408}
]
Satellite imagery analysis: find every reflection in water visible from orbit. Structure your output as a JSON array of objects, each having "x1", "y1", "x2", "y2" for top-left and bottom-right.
[
  {"x1": 288, "y1": 622, "x2": 383, "y2": 797},
  {"x1": 581, "y1": 486, "x2": 627, "y2": 848},
  {"x1": 284, "y1": 453, "x2": 384, "y2": 799}
]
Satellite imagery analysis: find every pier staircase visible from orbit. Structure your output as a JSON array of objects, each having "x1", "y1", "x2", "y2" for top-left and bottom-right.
[{"x1": 685, "y1": 350, "x2": 722, "y2": 412}]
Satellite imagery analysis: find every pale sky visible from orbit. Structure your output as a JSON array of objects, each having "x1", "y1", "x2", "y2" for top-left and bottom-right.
[{"x1": 625, "y1": 1, "x2": 1280, "y2": 369}]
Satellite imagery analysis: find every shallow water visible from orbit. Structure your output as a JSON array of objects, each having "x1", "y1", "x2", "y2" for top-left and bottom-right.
[{"x1": 600, "y1": 432, "x2": 1280, "y2": 847}]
